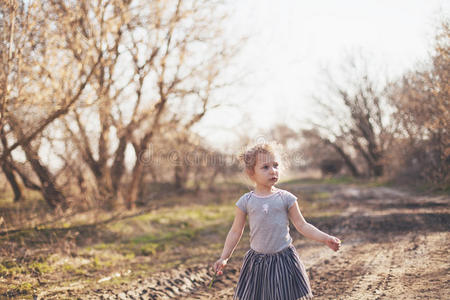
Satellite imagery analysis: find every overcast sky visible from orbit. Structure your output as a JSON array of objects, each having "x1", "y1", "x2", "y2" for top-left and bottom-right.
[{"x1": 194, "y1": 0, "x2": 449, "y2": 149}]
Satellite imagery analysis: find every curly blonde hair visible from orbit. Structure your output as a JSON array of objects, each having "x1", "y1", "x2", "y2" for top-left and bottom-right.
[{"x1": 239, "y1": 143, "x2": 280, "y2": 172}]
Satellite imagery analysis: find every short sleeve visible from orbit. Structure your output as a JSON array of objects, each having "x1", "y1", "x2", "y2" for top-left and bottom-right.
[
  {"x1": 236, "y1": 193, "x2": 250, "y2": 213},
  {"x1": 282, "y1": 190, "x2": 298, "y2": 210}
]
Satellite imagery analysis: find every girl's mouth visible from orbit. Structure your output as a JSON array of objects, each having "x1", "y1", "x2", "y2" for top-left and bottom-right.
[{"x1": 270, "y1": 177, "x2": 278, "y2": 181}]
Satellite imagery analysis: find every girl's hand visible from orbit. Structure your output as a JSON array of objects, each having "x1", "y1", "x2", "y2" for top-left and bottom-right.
[
  {"x1": 325, "y1": 236, "x2": 341, "y2": 251},
  {"x1": 213, "y1": 258, "x2": 228, "y2": 275}
]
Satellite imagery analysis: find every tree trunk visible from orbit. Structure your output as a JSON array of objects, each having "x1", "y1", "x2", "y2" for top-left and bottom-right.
[
  {"x1": 207, "y1": 168, "x2": 220, "y2": 191},
  {"x1": 7, "y1": 115, "x2": 67, "y2": 209},
  {"x1": 352, "y1": 136, "x2": 383, "y2": 177},
  {"x1": 11, "y1": 163, "x2": 41, "y2": 191},
  {"x1": 21, "y1": 143, "x2": 67, "y2": 209},
  {"x1": 174, "y1": 165, "x2": 184, "y2": 190},
  {"x1": 96, "y1": 172, "x2": 117, "y2": 210},
  {"x1": 326, "y1": 140, "x2": 361, "y2": 177},
  {"x1": 1, "y1": 160, "x2": 22, "y2": 202},
  {"x1": 126, "y1": 161, "x2": 144, "y2": 210},
  {"x1": 110, "y1": 135, "x2": 127, "y2": 196}
]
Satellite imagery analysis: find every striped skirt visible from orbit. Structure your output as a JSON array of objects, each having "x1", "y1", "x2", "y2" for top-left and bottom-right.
[{"x1": 234, "y1": 244, "x2": 313, "y2": 300}]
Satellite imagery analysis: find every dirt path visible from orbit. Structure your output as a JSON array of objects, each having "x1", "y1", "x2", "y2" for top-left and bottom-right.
[
  {"x1": 47, "y1": 186, "x2": 450, "y2": 300},
  {"x1": 309, "y1": 231, "x2": 449, "y2": 300}
]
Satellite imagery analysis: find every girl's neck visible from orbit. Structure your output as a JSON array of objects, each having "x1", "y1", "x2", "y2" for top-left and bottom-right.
[{"x1": 254, "y1": 185, "x2": 277, "y2": 196}]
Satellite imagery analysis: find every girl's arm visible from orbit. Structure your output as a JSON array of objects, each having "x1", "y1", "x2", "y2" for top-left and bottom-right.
[
  {"x1": 213, "y1": 207, "x2": 247, "y2": 274},
  {"x1": 288, "y1": 202, "x2": 341, "y2": 251}
]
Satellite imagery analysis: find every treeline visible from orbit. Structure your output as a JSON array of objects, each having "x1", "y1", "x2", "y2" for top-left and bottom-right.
[
  {"x1": 0, "y1": 1, "x2": 448, "y2": 213},
  {"x1": 299, "y1": 21, "x2": 449, "y2": 188},
  {"x1": 0, "y1": 0, "x2": 240, "y2": 210}
]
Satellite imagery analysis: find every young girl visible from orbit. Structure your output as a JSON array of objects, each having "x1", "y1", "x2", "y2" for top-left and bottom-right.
[{"x1": 213, "y1": 143, "x2": 341, "y2": 300}]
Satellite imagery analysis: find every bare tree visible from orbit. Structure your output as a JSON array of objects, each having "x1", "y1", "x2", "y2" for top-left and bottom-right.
[
  {"x1": 310, "y1": 55, "x2": 395, "y2": 177},
  {"x1": 388, "y1": 20, "x2": 449, "y2": 186},
  {"x1": 0, "y1": 1, "x2": 102, "y2": 209},
  {"x1": 50, "y1": 0, "x2": 242, "y2": 209},
  {"x1": 1, "y1": 0, "x2": 241, "y2": 210}
]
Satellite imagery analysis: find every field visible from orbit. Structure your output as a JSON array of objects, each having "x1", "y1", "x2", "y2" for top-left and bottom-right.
[{"x1": 1, "y1": 179, "x2": 449, "y2": 299}]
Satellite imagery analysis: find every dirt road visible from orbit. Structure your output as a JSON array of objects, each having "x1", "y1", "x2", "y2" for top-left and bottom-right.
[{"x1": 77, "y1": 186, "x2": 450, "y2": 299}]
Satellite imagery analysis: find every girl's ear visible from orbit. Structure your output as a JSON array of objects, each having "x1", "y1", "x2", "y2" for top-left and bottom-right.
[{"x1": 245, "y1": 168, "x2": 254, "y2": 178}]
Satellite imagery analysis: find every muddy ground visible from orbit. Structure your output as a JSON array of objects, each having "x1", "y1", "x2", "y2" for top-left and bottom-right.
[{"x1": 42, "y1": 185, "x2": 449, "y2": 300}]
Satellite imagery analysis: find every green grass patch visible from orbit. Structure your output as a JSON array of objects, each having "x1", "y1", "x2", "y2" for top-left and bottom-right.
[
  {"x1": 106, "y1": 204, "x2": 234, "y2": 236},
  {"x1": 28, "y1": 261, "x2": 52, "y2": 275},
  {"x1": 408, "y1": 182, "x2": 450, "y2": 195},
  {"x1": 309, "y1": 192, "x2": 331, "y2": 201},
  {"x1": 0, "y1": 257, "x2": 53, "y2": 278},
  {"x1": 0, "y1": 189, "x2": 43, "y2": 206},
  {"x1": 90, "y1": 204, "x2": 235, "y2": 258},
  {"x1": 281, "y1": 176, "x2": 401, "y2": 190},
  {"x1": 3, "y1": 282, "x2": 35, "y2": 298},
  {"x1": 0, "y1": 260, "x2": 25, "y2": 277},
  {"x1": 281, "y1": 176, "x2": 357, "y2": 186}
]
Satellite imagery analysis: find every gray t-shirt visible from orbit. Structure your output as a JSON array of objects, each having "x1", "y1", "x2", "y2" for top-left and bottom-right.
[{"x1": 236, "y1": 189, "x2": 297, "y2": 254}]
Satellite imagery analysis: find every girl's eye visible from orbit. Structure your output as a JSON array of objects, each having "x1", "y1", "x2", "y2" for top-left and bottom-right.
[{"x1": 262, "y1": 166, "x2": 269, "y2": 169}]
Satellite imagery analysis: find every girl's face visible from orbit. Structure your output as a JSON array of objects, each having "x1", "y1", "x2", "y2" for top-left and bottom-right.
[{"x1": 248, "y1": 153, "x2": 279, "y2": 188}]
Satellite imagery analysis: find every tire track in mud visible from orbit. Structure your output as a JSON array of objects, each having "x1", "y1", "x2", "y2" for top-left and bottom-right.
[
  {"x1": 386, "y1": 232, "x2": 450, "y2": 300},
  {"x1": 307, "y1": 242, "x2": 387, "y2": 299},
  {"x1": 93, "y1": 265, "x2": 229, "y2": 299},
  {"x1": 340, "y1": 242, "x2": 400, "y2": 299},
  {"x1": 309, "y1": 231, "x2": 449, "y2": 300},
  {"x1": 89, "y1": 263, "x2": 240, "y2": 300}
]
